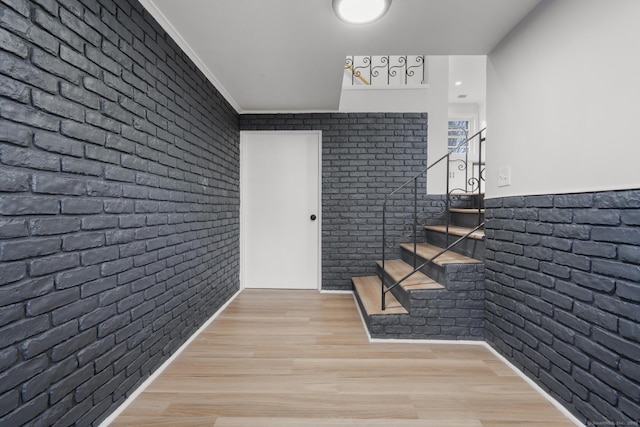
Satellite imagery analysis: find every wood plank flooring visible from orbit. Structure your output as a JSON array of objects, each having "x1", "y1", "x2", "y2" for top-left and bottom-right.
[
  {"x1": 352, "y1": 276, "x2": 407, "y2": 315},
  {"x1": 110, "y1": 290, "x2": 575, "y2": 427}
]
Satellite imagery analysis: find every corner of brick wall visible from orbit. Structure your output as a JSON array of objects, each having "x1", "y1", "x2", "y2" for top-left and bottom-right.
[{"x1": 0, "y1": 0, "x2": 240, "y2": 424}]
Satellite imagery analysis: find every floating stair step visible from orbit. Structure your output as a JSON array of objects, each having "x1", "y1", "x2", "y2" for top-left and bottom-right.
[
  {"x1": 375, "y1": 259, "x2": 444, "y2": 291},
  {"x1": 449, "y1": 208, "x2": 485, "y2": 214},
  {"x1": 400, "y1": 242, "x2": 482, "y2": 265},
  {"x1": 352, "y1": 276, "x2": 407, "y2": 315},
  {"x1": 424, "y1": 225, "x2": 485, "y2": 240}
]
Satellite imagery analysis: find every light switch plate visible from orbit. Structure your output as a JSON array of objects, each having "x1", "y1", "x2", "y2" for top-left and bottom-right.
[{"x1": 498, "y1": 166, "x2": 511, "y2": 187}]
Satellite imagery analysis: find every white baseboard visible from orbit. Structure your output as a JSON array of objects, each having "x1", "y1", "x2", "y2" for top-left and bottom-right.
[
  {"x1": 102, "y1": 289, "x2": 584, "y2": 427},
  {"x1": 99, "y1": 289, "x2": 242, "y2": 426},
  {"x1": 320, "y1": 289, "x2": 353, "y2": 294},
  {"x1": 351, "y1": 293, "x2": 584, "y2": 427},
  {"x1": 482, "y1": 343, "x2": 585, "y2": 427}
]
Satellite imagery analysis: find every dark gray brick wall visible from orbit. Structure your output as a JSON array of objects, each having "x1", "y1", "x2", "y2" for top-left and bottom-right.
[
  {"x1": 0, "y1": 0, "x2": 240, "y2": 425},
  {"x1": 367, "y1": 263, "x2": 485, "y2": 340},
  {"x1": 240, "y1": 113, "x2": 428, "y2": 291},
  {"x1": 485, "y1": 190, "x2": 640, "y2": 425}
]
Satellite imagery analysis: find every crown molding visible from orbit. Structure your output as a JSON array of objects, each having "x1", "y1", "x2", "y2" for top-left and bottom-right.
[{"x1": 138, "y1": 0, "x2": 242, "y2": 113}]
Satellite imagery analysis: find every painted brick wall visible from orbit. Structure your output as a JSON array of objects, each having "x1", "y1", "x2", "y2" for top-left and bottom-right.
[
  {"x1": 368, "y1": 263, "x2": 485, "y2": 339},
  {"x1": 484, "y1": 190, "x2": 640, "y2": 425},
  {"x1": 240, "y1": 113, "x2": 428, "y2": 291},
  {"x1": 0, "y1": 0, "x2": 240, "y2": 425}
]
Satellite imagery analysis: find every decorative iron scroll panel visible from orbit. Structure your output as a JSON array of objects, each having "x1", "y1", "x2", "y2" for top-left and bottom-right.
[{"x1": 345, "y1": 55, "x2": 427, "y2": 86}]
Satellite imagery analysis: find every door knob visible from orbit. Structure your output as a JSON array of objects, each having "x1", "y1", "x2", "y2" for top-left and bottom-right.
[{"x1": 310, "y1": 214, "x2": 317, "y2": 221}]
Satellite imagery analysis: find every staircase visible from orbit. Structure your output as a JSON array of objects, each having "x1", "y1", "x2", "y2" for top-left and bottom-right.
[{"x1": 352, "y1": 130, "x2": 486, "y2": 340}]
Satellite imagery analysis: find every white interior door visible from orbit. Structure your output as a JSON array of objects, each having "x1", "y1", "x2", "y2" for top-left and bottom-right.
[{"x1": 241, "y1": 131, "x2": 321, "y2": 289}]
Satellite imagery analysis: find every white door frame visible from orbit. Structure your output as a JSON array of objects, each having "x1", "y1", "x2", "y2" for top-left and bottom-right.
[{"x1": 239, "y1": 130, "x2": 322, "y2": 291}]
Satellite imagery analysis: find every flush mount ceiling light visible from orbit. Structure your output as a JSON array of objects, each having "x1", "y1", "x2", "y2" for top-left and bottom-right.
[{"x1": 333, "y1": 0, "x2": 392, "y2": 24}]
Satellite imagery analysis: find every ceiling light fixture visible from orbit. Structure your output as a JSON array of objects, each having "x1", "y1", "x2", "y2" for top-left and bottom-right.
[{"x1": 333, "y1": 0, "x2": 392, "y2": 24}]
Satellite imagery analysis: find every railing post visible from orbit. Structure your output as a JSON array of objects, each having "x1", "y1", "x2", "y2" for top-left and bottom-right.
[
  {"x1": 381, "y1": 198, "x2": 386, "y2": 311},
  {"x1": 478, "y1": 130, "x2": 484, "y2": 223},
  {"x1": 403, "y1": 55, "x2": 408, "y2": 85},
  {"x1": 464, "y1": 135, "x2": 469, "y2": 193},
  {"x1": 445, "y1": 155, "x2": 451, "y2": 246},
  {"x1": 413, "y1": 177, "x2": 417, "y2": 270},
  {"x1": 349, "y1": 56, "x2": 354, "y2": 85}
]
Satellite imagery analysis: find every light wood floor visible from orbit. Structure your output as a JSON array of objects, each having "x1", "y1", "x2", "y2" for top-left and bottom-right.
[{"x1": 110, "y1": 290, "x2": 576, "y2": 427}]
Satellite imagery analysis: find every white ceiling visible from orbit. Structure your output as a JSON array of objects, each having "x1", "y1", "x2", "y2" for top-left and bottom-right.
[
  {"x1": 141, "y1": 0, "x2": 541, "y2": 113},
  {"x1": 449, "y1": 56, "x2": 487, "y2": 105}
]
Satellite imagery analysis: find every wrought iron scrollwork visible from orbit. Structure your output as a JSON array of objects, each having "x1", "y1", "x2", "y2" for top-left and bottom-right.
[
  {"x1": 344, "y1": 55, "x2": 426, "y2": 87},
  {"x1": 388, "y1": 55, "x2": 405, "y2": 83},
  {"x1": 467, "y1": 177, "x2": 482, "y2": 194},
  {"x1": 345, "y1": 57, "x2": 355, "y2": 85},
  {"x1": 406, "y1": 55, "x2": 425, "y2": 84},
  {"x1": 450, "y1": 158, "x2": 467, "y2": 171},
  {"x1": 381, "y1": 128, "x2": 486, "y2": 310},
  {"x1": 353, "y1": 56, "x2": 370, "y2": 82},
  {"x1": 370, "y1": 56, "x2": 388, "y2": 85},
  {"x1": 447, "y1": 125, "x2": 487, "y2": 194}
]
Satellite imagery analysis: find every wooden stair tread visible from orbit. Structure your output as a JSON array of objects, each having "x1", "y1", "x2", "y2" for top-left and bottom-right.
[
  {"x1": 400, "y1": 242, "x2": 482, "y2": 265},
  {"x1": 376, "y1": 259, "x2": 444, "y2": 290},
  {"x1": 352, "y1": 276, "x2": 408, "y2": 315},
  {"x1": 450, "y1": 191, "x2": 485, "y2": 197},
  {"x1": 424, "y1": 224, "x2": 485, "y2": 240},
  {"x1": 449, "y1": 208, "x2": 485, "y2": 214}
]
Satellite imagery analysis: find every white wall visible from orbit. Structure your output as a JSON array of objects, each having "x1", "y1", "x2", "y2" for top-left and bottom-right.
[
  {"x1": 486, "y1": 0, "x2": 640, "y2": 199},
  {"x1": 448, "y1": 103, "x2": 479, "y2": 130},
  {"x1": 425, "y1": 56, "x2": 450, "y2": 194},
  {"x1": 338, "y1": 86, "x2": 430, "y2": 112},
  {"x1": 448, "y1": 56, "x2": 487, "y2": 126}
]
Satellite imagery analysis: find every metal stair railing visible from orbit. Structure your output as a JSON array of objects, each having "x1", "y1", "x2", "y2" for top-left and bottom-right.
[
  {"x1": 345, "y1": 62, "x2": 370, "y2": 85},
  {"x1": 345, "y1": 55, "x2": 426, "y2": 86},
  {"x1": 381, "y1": 128, "x2": 486, "y2": 310},
  {"x1": 383, "y1": 223, "x2": 484, "y2": 305}
]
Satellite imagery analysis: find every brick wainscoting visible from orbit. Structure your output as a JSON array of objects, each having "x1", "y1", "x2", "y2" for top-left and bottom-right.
[
  {"x1": 0, "y1": 0, "x2": 240, "y2": 424},
  {"x1": 484, "y1": 190, "x2": 640, "y2": 425},
  {"x1": 240, "y1": 113, "x2": 428, "y2": 291}
]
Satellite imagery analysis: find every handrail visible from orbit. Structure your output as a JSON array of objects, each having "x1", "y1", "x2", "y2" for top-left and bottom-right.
[
  {"x1": 344, "y1": 63, "x2": 371, "y2": 86},
  {"x1": 381, "y1": 128, "x2": 486, "y2": 310},
  {"x1": 345, "y1": 63, "x2": 370, "y2": 86},
  {"x1": 383, "y1": 128, "x2": 485, "y2": 202},
  {"x1": 383, "y1": 223, "x2": 484, "y2": 299}
]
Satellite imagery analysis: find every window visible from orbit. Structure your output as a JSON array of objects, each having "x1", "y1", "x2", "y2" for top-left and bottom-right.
[{"x1": 448, "y1": 119, "x2": 470, "y2": 153}]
